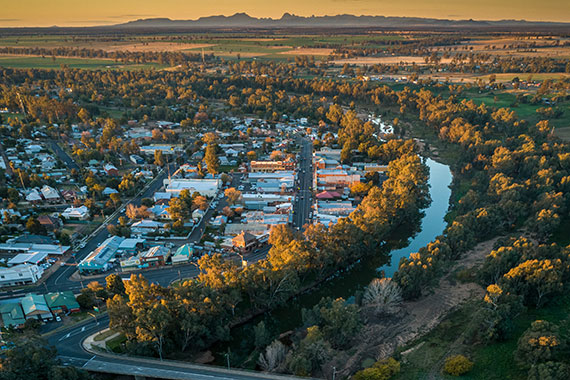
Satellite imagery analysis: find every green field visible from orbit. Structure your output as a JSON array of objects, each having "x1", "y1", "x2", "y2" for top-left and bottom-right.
[{"x1": 0, "y1": 56, "x2": 166, "y2": 70}]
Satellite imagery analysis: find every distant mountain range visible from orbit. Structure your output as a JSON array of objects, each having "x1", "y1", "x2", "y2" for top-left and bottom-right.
[{"x1": 114, "y1": 13, "x2": 570, "y2": 29}]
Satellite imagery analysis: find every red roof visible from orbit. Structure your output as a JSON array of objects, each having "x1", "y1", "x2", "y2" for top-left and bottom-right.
[{"x1": 316, "y1": 191, "x2": 341, "y2": 199}]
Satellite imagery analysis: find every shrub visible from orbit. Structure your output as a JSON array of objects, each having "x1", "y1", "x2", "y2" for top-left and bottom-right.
[
  {"x1": 352, "y1": 358, "x2": 400, "y2": 380},
  {"x1": 443, "y1": 355, "x2": 474, "y2": 376}
]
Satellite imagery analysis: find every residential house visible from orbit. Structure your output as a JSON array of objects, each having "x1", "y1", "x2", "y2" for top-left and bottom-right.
[
  {"x1": 61, "y1": 205, "x2": 90, "y2": 220},
  {"x1": 40, "y1": 185, "x2": 60, "y2": 203},
  {"x1": 104, "y1": 164, "x2": 119, "y2": 177},
  {"x1": 131, "y1": 219, "x2": 164, "y2": 235},
  {"x1": 37, "y1": 215, "x2": 61, "y2": 231}
]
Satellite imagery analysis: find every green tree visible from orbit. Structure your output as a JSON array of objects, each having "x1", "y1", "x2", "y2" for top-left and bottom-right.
[
  {"x1": 515, "y1": 320, "x2": 565, "y2": 368},
  {"x1": 106, "y1": 274, "x2": 126, "y2": 297},
  {"x1": 443, "y1": 355, "x2": 474, "y2": 376}
]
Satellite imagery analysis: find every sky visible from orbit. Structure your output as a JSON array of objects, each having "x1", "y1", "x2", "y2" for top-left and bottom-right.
[{"x1": 1, "y1": 0, "x2": 569, "y2": 27}]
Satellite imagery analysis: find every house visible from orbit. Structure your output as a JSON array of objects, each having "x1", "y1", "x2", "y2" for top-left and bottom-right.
[
  {"x1": 131, "y1": 219, "x2": 164, "y2": 235},
  {"x1": 45, "y1": 291, "x2": 80, "y2": 314},
  {"x1": 148, "y1": 205, "x2": 171, "y2": 220},
  {"x1": 26, "y1": 189, "x2": 43, "y2": 204},
  {"x1": 102, "y1": 187, "x2": 119, "y2": 196},
  {"x1": 211, "y1": 215, "x2": 227, "y2": 227},
  {"x1": 140, "y1": 246, "x2": 170, "y2": 267},
  {"x1": 0, "y1": 264, "x2": 44, "y2": 287},
  {"x1": 130, "y1": 154, "x2": 145, "y2": 165},
  {"x1": 61, "y1": 205, "x2": 90, "y2": 220},
  {"x1": 0, "y1": 303, "x2": 26, "y2": 328},
  {"x1": 21, "y1": 293, "x2": 53, "y2": 321},
  {"x1": 40, "y1": 185, "x2": 60, "y2": 203},
  {"x1": 104, "y1": 163, "x2": 119, "y2": 177},
  {"x1": 37, "y1": 215, "x2": 61, "y2": 231},
  {"x1": 192, "y1": 208, "x2": 205, "y2": 221},
  {"x1": 172, "y1": 244, "x2": 193, "y2": 264},
  {"x1": 232, "y1": 231, "x2": 259, "y2": 254}
]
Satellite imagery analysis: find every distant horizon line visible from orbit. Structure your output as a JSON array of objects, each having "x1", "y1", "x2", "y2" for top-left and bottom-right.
[{"x1": 1, "y1": 12, "x2": 569, "y2": 29}]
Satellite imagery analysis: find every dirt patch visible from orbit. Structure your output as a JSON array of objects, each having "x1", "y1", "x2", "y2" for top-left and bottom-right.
[
  {"x1": 333, "y1": 56, "x2": 453, "y2": 66},
  {"x1": 279, "y1": 47, "x2": 334, "y2": 56},
  {"x1": 103, "y1": 42, "x2": 214, "y2": 53},
  {"x1": 333, "y1": 237, "x2": 499, "y2": 378}
]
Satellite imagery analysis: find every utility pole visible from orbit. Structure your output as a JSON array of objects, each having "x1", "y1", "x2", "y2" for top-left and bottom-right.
[
  {"x1": 332, "y1": 366, "x2": 336, "y2": 380},
  {"x1": 225, "y1": 348, "x2": 231, "y2": 370}
]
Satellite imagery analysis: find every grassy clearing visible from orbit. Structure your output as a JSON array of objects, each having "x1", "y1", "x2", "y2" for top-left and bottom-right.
[
  {"x1": 394, "y1": 290, "x2": 570, "y2": 379},
  {"x1": 106, "y1": 333, "x2": 127, "y2": 353},
  {"x1": 94, "y1": 329, "x2": 117, "y2": 342}
]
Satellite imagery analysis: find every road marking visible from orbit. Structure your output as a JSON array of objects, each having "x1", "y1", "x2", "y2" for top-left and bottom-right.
[
  {"x1": 82, "y1": 355, "x2": 96, "y2": 368},
  {"x1": 59, "y1": 332, "x2": 71, "y2": 342}
]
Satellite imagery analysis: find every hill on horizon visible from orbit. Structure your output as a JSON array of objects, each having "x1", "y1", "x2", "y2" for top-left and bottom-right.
[{"x1": 113, "y1": 12, "x2": 570, "y2": 29}]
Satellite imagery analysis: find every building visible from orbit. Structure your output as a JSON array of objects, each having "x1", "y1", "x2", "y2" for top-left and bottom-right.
[
  {"x1": 250, "y1": 159, "x2": 296, "y2": 173},
  {"x1": 0, "y1": 302, "x2": 26, "y2": 328},
  {"x1": 0, "y1": 242, "x2": 69, "y2": 257},
  {"x1": 21, "y1": 293, "x2": 53, "y2": 321},
  {"x1": 45, "y1": 291, "x2": 81, "y2": 314},
  {"x1": 40, "y1": 185, "x2": 60, "y2": 203},
  {"x1": 172, "y1": 244, "x2": 193, "y2": 264},
  {"x1": 104, "y1": 164, "x2": 119, "y2": 176},
  {"x1": 163, "y1": 178, "x2": 221, "y2": 198},
  {"x1": 139, "y1": 144, "x2": 183, "y2": 156},
  {"x1": 140, "y1": 246, "x2": 171, "y2": 267},
  {"x1": 78, "y1": 236, "x2": 124, "y2": 274},
  {"x1": 232, "y1": 231, "x2": 259, "y2": 254},
  {"x1": 314, "y1": 169, "x2": 361, "y2": 191},
  {"x1": 7, "y1": 252, "x2": 48, "y2": 267},
  {"x1": 0, "y1": 264, "x2": 44, "y2": 287},
  {"x1": 131, "y1": 219, "x2": 165, "y2": 235},
  {"x1": 61, "y1": 205, "x2": 90, "y2": 220},
  {"x1": 37, "y1": 215, "x2": 61, "y2": 231}
]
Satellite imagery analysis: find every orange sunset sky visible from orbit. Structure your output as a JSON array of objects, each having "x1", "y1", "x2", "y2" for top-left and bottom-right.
[{"x1": 1, "y1": 0, "x2": 569, "y2": 27}]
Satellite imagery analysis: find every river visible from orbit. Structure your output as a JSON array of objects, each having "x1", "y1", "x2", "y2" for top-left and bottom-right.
[{"x1": 212, "y1": 158, "x2": 453, "y2": 366}]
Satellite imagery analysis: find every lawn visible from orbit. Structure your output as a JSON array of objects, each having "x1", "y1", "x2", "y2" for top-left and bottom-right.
[{"x1": 394, "y1": 293, "x2": 570, "y2": 379}]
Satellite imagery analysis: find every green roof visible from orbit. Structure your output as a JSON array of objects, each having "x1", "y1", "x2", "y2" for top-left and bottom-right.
[
  {"x1": 174, "y1": 244, "x2": 193, "y2": 257},
  {"x1": 0, "y1": 303, "x2": 25, "y2": 327},
  {"x1": 45, "y1": 291, "x2": 80, "y2": 311},
  {"x1": 20, "y1": 293, "x2": 50, "y2": 315}
]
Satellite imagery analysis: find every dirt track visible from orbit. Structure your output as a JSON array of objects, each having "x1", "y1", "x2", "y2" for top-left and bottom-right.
[{"x1": 331, "y1": 238, "x2": 499, "y2": 378}]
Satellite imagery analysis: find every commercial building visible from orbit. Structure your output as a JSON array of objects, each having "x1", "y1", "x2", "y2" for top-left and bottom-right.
[
  {"x1": 45, "y1": 291, "x2": 81, "y2": 314},
  {"x1": 0, "y1": 264, "x2": 44, "y2": 287},
  {"x1": 78, "y1": 236, "x2": 124, "y2": 274},
  {"x1": 232, "y1": 231, "x2": 259, "y2": 254},
  {"x1": 21, "y1": 293, "x2": 53, "y2": 321},
  {"x1": 250, "y1": 159, "x2": 296, "y2": 173},
  {"x1": 140, "y1": 246, "x2": 171, "y2": 268},
  {"x1": 314, "y1": 169, "x2": 361, "y2": 191},
  {"x1": 0, "y1": 242, "x2": 69, "y2": 257},
  {"x1": 163, "y1": 178, "x2": 221, "y2": 198},
  {"x1": 172, "y1": 244, "x2": 193, "y2": 264},
  {"x1": 0, "y1": 303, "x2": 26, "y2": 328}
]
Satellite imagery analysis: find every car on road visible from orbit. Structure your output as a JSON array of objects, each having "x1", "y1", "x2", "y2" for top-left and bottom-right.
[{"x1": 238, "y1": 185, "x2": 244, "y2": 190}]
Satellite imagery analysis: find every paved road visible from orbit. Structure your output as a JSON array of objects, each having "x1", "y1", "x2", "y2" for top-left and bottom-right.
[
  {"x1": 50, "y1": 313, "x2": 304, "y2": 380},
  {"x1": 293, "y1": 138, "x2": 313, "y2": 230},
  {"x1": 47, "y1": 140, "x2": 79, "y2": 171}
]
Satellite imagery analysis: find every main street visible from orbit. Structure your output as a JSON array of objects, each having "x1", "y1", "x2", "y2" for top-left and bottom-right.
[{"x1": 293, "y1": 137, "x2": 313, "y2": 229}]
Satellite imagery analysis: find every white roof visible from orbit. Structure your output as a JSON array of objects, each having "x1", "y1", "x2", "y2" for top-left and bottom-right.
[{"x1": 8, "y1": 252, "x2": 48, "y2": 266}]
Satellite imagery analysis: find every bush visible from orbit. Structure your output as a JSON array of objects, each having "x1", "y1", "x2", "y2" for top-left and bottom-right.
[
  {"x1": 443, "y1": 355, "x2": 474, "y2": 376},
  {"x1": 352, "y1": 358, "x2": 400, "y2": 380}
]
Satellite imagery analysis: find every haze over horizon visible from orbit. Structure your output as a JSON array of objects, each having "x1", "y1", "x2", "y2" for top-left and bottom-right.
[{"x1": 2, "y1": 0, "x2": 570, "y2": 27}]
